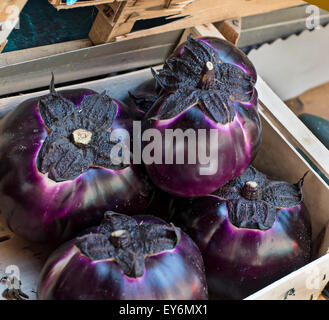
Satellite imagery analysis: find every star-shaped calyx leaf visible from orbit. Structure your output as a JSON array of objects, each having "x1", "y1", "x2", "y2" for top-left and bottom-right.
[
  {"x1": 75, "y1": 212, "x2": 180, "y2": 278},
  {"x1": 213, "y1": 166, "x2": 307, "y2": 230},
  {"x1": 37, "y1": 76, "x2": 128, "y2": 182},
  {"x1": 150, "y1": 35, "x2": 255, "y2": 124}
]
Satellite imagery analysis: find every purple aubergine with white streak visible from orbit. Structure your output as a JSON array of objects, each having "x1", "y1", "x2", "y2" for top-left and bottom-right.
[
  {"x1": 37, "y1": 212, "x2": 208, "y2": 300},
  {"x1": 171, "y1": 166, "x2": 312, "y2": 299},
  {"x1": 143, "y1": 36, "x2": 261, "y2": 197},
  {"x1": 0, "y1": 77, "x2": 154, "y2": 243}
]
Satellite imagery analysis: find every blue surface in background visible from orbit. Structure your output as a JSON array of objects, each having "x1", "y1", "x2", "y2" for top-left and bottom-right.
[{"x1": 4, "y1": 0, "x2": 97, "y2": 53}]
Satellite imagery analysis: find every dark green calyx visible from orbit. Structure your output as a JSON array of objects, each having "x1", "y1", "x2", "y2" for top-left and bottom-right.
[
  {"x1": 214, "y1": 166, "x2": 306, "y2": 230},
  {"x1": 149, "y1": 35, "x2": 254, "y2": 124},
  {"x1": 75, "y1": 212, "x2": 180, "y2": 278},
  {"x1": 37, "y1": 77, "x2": 128, "y2": 182}
]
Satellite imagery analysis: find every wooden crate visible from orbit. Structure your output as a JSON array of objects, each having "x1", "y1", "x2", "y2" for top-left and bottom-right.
[
  {"x1": 88, "y1": 0, "x2": 305, "y2": 44},
  {"x1": 0, "y1": 23, "x2": 328, "y2": 300},
  {"x1": 48, "y1": 0, "x2": 123, "y2": 10},
  {"x1": 0, "y1": 0, "x2": 28, "y2": 53}
]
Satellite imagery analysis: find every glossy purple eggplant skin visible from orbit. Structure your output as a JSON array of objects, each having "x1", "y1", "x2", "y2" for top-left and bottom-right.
[
  {"x1": 144, "y1": 37, "x2": 261, "y2": 197},
  {"x1": 173, "y1": 195, "x2": 312, "y2": 300},
  {"x1": 37, "y1": 215, "x2": 208, "y2": 300},
  {"x1": 0, "y1": 89, "x2": 154, "y2": 243}
]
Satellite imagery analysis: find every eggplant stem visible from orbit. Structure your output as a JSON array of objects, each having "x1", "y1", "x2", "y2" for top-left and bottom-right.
[
  {"x1": 206, "y1": 61, "x2": 214, "y2": 71},
  {"x1": 50, "y1": 72, "x2": 56, "y2": 94},
  {"x1": 72, "y1": 128, "x2": 92, "y2": 146},
  {"x1": 201, "y1": 61, "x2": 216, "y2": 90},
  {"x1": 242, "y1": 181, "x2": 262, "y2": 201}
]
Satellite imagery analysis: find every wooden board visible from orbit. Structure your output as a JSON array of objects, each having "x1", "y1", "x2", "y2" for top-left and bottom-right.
[
  {"x1": 89, "y1": 0, "x2": 305, "y2": 44},
  {"x1": 0, "y1": 39, "x2": 93, "y2": 65},
  {"x1": 0, "y1": 29, "x2": 182, "y2": 96},
  {"x1": 0, "y1": 0, "x2": 27, "y2": 21},
  {"x1": 217, "y1": 18, "x2": 242, "y2": 46},
  {"x1": 256, "y1": 79, "x2": 329, "y2": 182},
  {"x1": 48, "y1": 0, "x2": 123, "y2": 10},
  {"x1": 89, "y1": 0, "x2": 196, "y2": 44}
]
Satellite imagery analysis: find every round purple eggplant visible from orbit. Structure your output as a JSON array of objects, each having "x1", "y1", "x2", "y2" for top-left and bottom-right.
[
  {"x1": 0, "y1": 77, "x2": 154, "y2": 243},
  {"x1": 144, "y1": 36, "x2": 261, "y2": 197},
  {"x1": 37, "y1": 212, "x2": 208, "y2": 300},
  {"x1": 172, "y1": 166, "x2": 312, "y2": 299}
]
